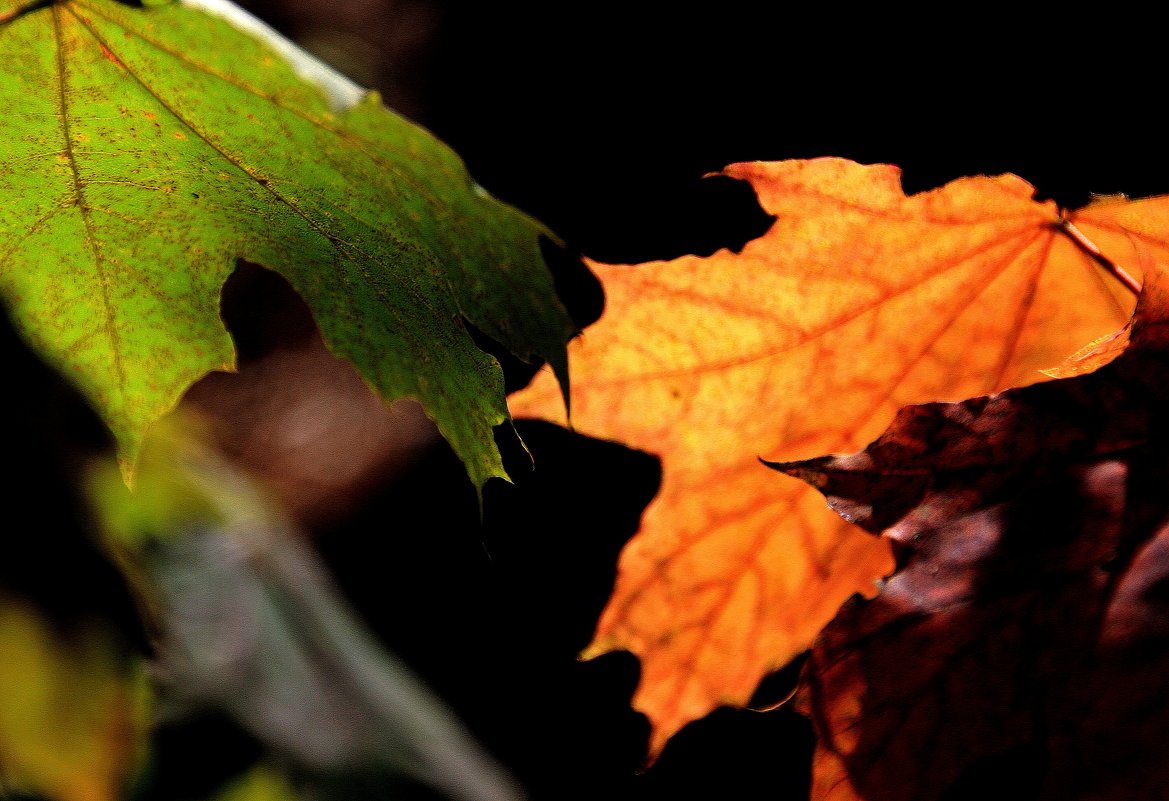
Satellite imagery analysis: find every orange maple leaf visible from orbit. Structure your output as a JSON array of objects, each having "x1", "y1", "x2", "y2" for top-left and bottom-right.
[{"x1": 508, "y1": 157, "x2": 1169, "y2": 757}]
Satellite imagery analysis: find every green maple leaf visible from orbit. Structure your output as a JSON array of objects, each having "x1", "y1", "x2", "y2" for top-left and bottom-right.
[{"x1": 0, "y1": 0, "x2": 573, "y2": 488}]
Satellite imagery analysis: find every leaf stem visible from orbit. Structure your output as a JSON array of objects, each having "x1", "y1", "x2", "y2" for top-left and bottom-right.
[{"x1": 1054, "y1": 217, "x2": 1142, "y2": 298}]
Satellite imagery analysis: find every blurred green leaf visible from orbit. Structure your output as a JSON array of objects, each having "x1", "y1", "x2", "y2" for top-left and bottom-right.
[
  {"x1": 0, "y1": 600, "x2": 148, "y2": 801},
  {"x1": 209, "y1": 764, "x2": 299, "y2": 801}
]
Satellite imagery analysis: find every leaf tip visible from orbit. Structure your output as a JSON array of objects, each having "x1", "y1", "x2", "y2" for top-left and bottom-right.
[{"x1": 760, "y1": 455, "x2": 827, "y2": 490}]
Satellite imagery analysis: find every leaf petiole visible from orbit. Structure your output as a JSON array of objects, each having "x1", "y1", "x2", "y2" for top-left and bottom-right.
[{"x1": 1054, "y1": 216, "x2": 1142, "y2": 297}]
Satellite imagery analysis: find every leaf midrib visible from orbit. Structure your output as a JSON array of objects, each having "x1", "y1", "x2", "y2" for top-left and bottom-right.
[
  {"x1": 54, "y1": 2, "x2": 126, "y2": 396},
  {"x1": 584, "y1": 226, "x2": 1052, "y2": 385}
]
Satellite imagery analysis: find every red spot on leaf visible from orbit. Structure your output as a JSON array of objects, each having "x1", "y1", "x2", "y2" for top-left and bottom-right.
[{"x1": 99, "y1": 43, "x2": 122, "y2": 69}]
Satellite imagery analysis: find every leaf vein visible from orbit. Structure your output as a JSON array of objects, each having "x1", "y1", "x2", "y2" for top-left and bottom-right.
[{"x1": 53, "y1": 3, "x2": 126, "y2": 397}]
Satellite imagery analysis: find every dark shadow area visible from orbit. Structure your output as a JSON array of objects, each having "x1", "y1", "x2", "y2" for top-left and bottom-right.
[
  {"x1": 457, "y1": 239, "x2": 603, "y2": 399},
  {"x1": 484, "y1": 420, "x2": 661, "y2": 656},
  {"x1": 308, "y1": 412, "x2": 818, "y2": 799},
  {"x1": 747, "y1": 652, "x2": 807, "y2": 712},
  {"x1": 640, "y1": 706, "x2": 815, "y2": 801},
  {"x1": 464, "y1": 320, "x2": 542, "y2": 399},
  {"x1": 217, "y1": 261, "x2": 320, "y2": 363},
  {"x1": 425, "y1": 5, "x2": 1169, "y2": 254},
  {"x1": 0, "y1": 303, "x2": 143, "y2": 650},
  {"x1": 134, "y1": 712, "x2": 264, "y2": 801},
  {"x1": 938, "y1": 740, "x2": 1049, "y2": 801},
  {"x1": 313, "y1": 420, "x2": 657, "y2": 800},
  {"x1": 541, "y1": 236, "x2": 604, "y2": 331}
]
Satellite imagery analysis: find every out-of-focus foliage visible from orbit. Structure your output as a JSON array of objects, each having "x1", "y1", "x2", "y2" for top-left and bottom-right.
[
  {"x1": 0, "y1": 601, "x2": 147, "y2": 801},
  {"x1": 209, "y1": 764, "x2": 299, "y2": 801},
  {"x1": 90, "y1": 419, "x2": 525, "y2": 801}
]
